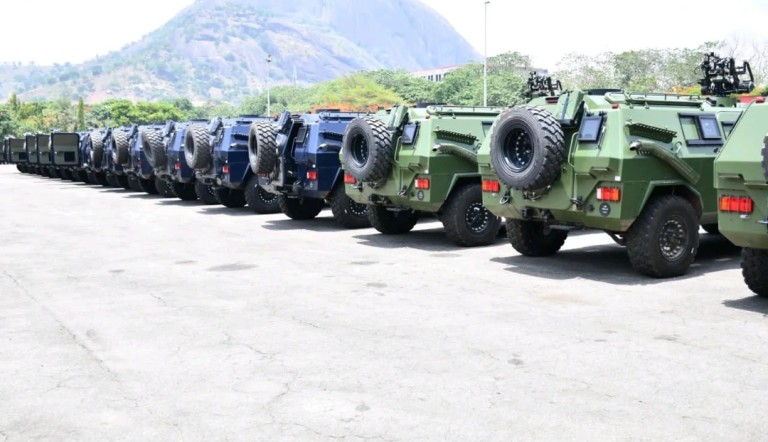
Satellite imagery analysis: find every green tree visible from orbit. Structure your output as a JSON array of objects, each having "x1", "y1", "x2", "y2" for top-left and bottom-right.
[
  {"x1": 76, "y1": 97, "x2": 86, "y2": 131},
  {"x1": 360, "y1": 69, "x2": 437, "y2": 103}
]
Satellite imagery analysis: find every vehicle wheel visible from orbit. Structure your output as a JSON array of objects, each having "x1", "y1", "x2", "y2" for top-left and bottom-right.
[
  {"x1": 248, "y1": 122, "x2": 278, "y2": 175},
  {"x1": 54, "y1": 168, "x2": 64, "y2": 179},
  {"x1": 329, "y1": 183, "x2": 370, "y2": 229},
  {"x1": 172, "y1": 182, "x2": 198, "y2": 201},
  {"x1": 184, "y1": 125, "x2": 212, "y2": 170},
  {"x1": 214, "y1": 187, "x2": 247, "y2": 208},
  {"x1": 506, "y1": 218, "x2": 568, "y2": 256},
  {"x1": 90, "y1": 132, "x2": 105, "y2": 168},
  {"x1": 77, "y1": 170, "x2": 90, "y2": 183},
  {"x1": 742, "y1": 248, "x2": 768, "y2": 297},
  {"x1": 278, "y1": 195, "x2": 325, "y2": 220},
  {"x1": 626, "y1": 195, "x2": 699, "y2": 278},
  {"x1": 138, "y1": 177, "x2": 158, "y2": 195},
  {"x1": 62, "y1": 169, "x2": 74, "y2": 181},
  {"x1": 16, "y1": 164, "x2": 23, "y2": 173},
  {"x1": 113, "y1": 174, "x2": 129, "y2": 190},
  {"x1": 244, "y1": 175, "x2": 280, "y2": 214},
  {"x1": 142, "y1": 129, "x2": 166, "y2": 169},
  {"x1": 341, "y1": 117, "x2": 392, "y2": 183},
  {"x1": 441, "y1": 183, "x2": 501, "y2": 247},
  {"x1": 156, "y1": 177, "x2": 176, "y2": 198},
  {"x1": 367, "y1": 204, "x2": 419, "y2": 234},
  {"x1": 702, "y1": 224, "x2": 720, "y2": 235},
  {"x1": 195, "y1": 181, "x2": 218, "y2": 205},
  {"x1": 111, "y1": 130, "x2": 130, "y2": 165},
  {"x1": 95, "y1": 172, "x2": 109, "y2": 187},
  {"x1": 106, "y1": 173, "x2": 119, "y2": 188},
  {"x1": 490, "y1": 106, "x2": 565, "y2": 190}
]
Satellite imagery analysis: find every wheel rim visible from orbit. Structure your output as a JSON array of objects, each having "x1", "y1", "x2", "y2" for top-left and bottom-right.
[
  {"x1": 349, "y1": 134, "x2": 369, "y2": 168},
  {"x1": 348, "y1": 199, "x2": 368, "y2": 217},
  {"x1": 502, "y1": 128, "x2": 534, "y2": 172},
  {"x1": 658, "y1": 217, "x2": 688, "y2": 261},
  {"x1": 258, "y1": 187, "x2": 277, "y2": 204},
  {"x1": 464, "y1": 202, "x2": 491, "y2": 234}
]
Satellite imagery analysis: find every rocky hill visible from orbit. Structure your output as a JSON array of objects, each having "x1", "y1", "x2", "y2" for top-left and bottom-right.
[{"x1": 3, "y1": 0, "x2": 478, "y2": 103}]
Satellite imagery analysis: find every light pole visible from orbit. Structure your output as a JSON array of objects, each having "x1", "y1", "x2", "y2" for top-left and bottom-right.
[
  {"x1": 266, "y1": 54, "x2": 272, "y2": 116},
  {"x1": 483, "y1": 1, "x2": 490, "y2": 107}
]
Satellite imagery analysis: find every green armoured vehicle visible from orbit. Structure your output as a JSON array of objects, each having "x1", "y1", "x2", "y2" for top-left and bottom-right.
[
  {"x1": 714, "y1": 95, "x2": 768, "y2": 296},
  {"x1": 340, "y1": 105, "x2": 503, "y2": 247},
  {"x1": 477, "y1": 55, "x2": 753, "y2": 278}
]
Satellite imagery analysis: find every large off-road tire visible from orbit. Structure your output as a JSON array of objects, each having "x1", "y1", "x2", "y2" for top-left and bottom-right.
[
  {"x1": 367, "y1": 204, "x2": 419, "y2": 235},
  {"x1": 329, "y1": 183, "x2": 370, "y2": 229},
  {"x1": 16, "y1": 164, "x2": 24, "y2": 173},
  {"x1": 195, "y1": 181, "x2": 218, "y2": 205},
  {"x1": 441, "y1": 183, "x2": 501, "y2": 247},
  {"x1": 106, "y1": 173, "x2": 120, "y2": 188},
  {"x1": 244, "y1": 175, "x2": 280, "y2": 214},
  {"x1": 506, "y1": 218, "x2": 568, "y2": 257},
  {"x1": 702, "y1": 224, "x2": 720, "y2": 235},
  {"x1": 142, "y1": 129, "x2": 166, "y2": 169},
  {"x1": 62, "y1": 169, "x2": 75, "y2": 181},
  {"x1": 172, "y1": 182, "x2": 198, "y2": 201},
  {"x1": 111, "y1": 130, "x2": 130, "y2": 165},
  {"x1": 94, "y1": 172, "x2": 109, "y2": 187},
  {"x1": 126, "y1": 175, "x2": 141, "y2": 191},
  {"x1": 90, "y1": 132, "x2": 105, "y2": 168},
  {"x1": 741, "y1": 248, "x2": 768, "y2": 297},
  {"x1": 626, "y1": 195, "x2": 699, "y2": 278},
  {"x1": 184, "y1": 125, "x2": 212, "y2": 170},
  {"x1": 138, "y1": 177, "x2": 158, "y2": 195},
  {"x1": 248, "y1": 122, "x2": 278, "y2": 175},
  {"x1": 114, "y1": 174, "x2": 130, "y2": 190},
  {"x1": 76, "y1": 170, "x2": 90, "y2": 183},
  {"x1": 341, "y1": 117, "x2": 393, "y2": 183},
  {"x1": 54, "y1": 168, "x2": 64, "y2": 179},
  {"x1": 490, "y1": 106, "x2": 565, "y2": 190},
  {"x1": 214, "y1": 187, "x2": 247, "y2": 208},
  {"x1": 156, "y1": 177, "x2": 176, "y2": 198},
  {"x1": 278, "y1": 195, "x2": 325, "y2": 220}
]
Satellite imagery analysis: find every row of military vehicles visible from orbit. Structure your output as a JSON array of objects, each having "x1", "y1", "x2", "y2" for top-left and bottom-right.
[{"x1": 2, "y1": 53, "x2": 767, "y2": 297}]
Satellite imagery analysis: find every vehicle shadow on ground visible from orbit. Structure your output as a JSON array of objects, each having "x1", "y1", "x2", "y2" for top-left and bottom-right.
[
  {"x1": 124, "y1": 193, "x2": 161, "y2": 200},
  {"x1": 262, "y1": 214, "x2": 348, "y2": 232},
  {"x1": 197, "y1": 206, "x2": 256, "y2": 217},
  {"x1": 353, "y1": 222, "x2": 508, "y2": 253},
  {"x1": 722, "y1": 296, "x2": 768, "y2": 316},
  {"x1": 491, "y1": 234, "x2": 741, "y2": 286},
  {"x1": 155, "y1": 199, "x2": 202, "y2": 207}
]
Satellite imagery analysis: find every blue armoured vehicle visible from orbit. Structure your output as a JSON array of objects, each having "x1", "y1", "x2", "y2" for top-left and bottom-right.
[
  {"x1": 184, "y1": 116, "x2": 275, "y2": 207},
  {"x1": 126, "y1": 124, "x2": 166, "y2": 195},
  {"x1": 250, "y1": 111, "x2": 369, "y2": 227},
  {"x1": 149, "y1": 120, "x2": 209, "y2": 200}
]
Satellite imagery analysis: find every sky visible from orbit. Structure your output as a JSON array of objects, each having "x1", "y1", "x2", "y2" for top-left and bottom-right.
[{"x1": 1, "y1": 0, "x2": 767, "y2": 70}]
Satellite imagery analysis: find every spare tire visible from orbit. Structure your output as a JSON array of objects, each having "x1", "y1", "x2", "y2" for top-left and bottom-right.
[
  {"x1": 248, "y1": 122, "x2": 278, "y2": 175},
  {"x1": 90, "y1": 132, "x2": 105, "y2": 168},
  {"x1": 111, "y1": 130, "x2": 130, "y2": 165},
  {"x1": 762, "y1": 134, "x2": 768, "y2": 182},
  {"x1": 341, "y1": 117, "x2": 392, "y2": 183},
  {"x1": 184, "y1": 125, "x2": 212, "y2": 170},
  {"x1": 142, "y1": 129, "x2": 166, "y2": 169},
  {"x1": 490, "y1": 106, "x2": 565, "y2": 191}
]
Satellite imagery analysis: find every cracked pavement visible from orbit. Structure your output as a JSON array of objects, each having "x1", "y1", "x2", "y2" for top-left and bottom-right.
[{"x1": 1, "y1": 166, "x2": 767, "y2": 441}]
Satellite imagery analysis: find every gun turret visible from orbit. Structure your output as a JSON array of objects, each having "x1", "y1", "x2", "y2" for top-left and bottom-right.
[
  {"x1": 698, "y1": 52, "x2": 755, "y2": 97},
  {"x1": 526, "y1": 72, "x2": 562, "y2": 99}
]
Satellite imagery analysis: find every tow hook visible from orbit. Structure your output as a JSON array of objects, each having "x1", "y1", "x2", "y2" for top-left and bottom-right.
[
  {"x1": 397, "y1": 186, "x2": 408, "y2": 197},
  {"x1": 500, "y1": 192, "x2": 511, "y2": 205},
  {"x1": 570, "y1": 196, "x2": 584, "y2": 210}
]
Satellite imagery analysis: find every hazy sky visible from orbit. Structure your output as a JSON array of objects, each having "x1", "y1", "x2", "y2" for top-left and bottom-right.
[{"x1": 2, "y1": 0, "x2": 767, "y2": 69}]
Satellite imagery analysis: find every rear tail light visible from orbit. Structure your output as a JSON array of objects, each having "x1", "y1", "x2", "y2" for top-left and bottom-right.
[
  {"x1": 596, "y1": 187, "x2": 621, "y2": 202},
  {"x1": 415, "y1": 178, "x2": 430, "y2": 190},
  {"x1": 175, "y1": 162, "x2": 181, "y2": 171},
  {"x1": 720, "y1": 195, "x2": 753, "y2": 214},
  {"x1": 344, "y1": 174, "x2": 356, "y2": 184},
  {"x1": 222, "y1": 164, "x2": 230, "y2": 174},
  {"x1": 307, "y1": 169, "x2": 318, "y2": 181},
  {"x1": 482, "y1": 179, "x2": 501, "y2": 193}
]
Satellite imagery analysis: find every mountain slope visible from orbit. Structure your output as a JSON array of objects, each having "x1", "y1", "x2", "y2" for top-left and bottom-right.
[{"x1": 5, "y1": 0, "x2": 478, "y2": 103}]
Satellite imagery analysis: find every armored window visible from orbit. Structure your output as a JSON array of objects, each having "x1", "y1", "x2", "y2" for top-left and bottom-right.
[
  {"x1": 401, "y1": 123, "x2": 419, "y2": 145},
  {"x1": 577, "y1": 115, "x2": 604, "y2": 142},
  {"x1": 678, "y1": 113, "x2": 723, "y2": 147}
]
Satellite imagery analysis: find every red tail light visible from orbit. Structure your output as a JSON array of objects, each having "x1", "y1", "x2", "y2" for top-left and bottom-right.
[
  {"x1": 307, "y1": 169, "x2": 318, "y2": 181},
  {"x1": 175, "y1": 162, "x2": 181, "y2": 171},
  {"x1": 344, "y1": 173, "x2": 356, "y2": 184},
  {"x1": 415, "y1": 178, "x2": 430, "y2": 190},
  {"x1": 596, "y1": 187, "x2": 621, "y2": 202},
  {"x1": 482, "y1": 179, "x2": 501, "y2": 193},
  {"x1": 720, "y1": 195, "x2": 753, "y2": 214},
  {"x1": 222, "y1": 164, "x2": 230, "y2": 174}
]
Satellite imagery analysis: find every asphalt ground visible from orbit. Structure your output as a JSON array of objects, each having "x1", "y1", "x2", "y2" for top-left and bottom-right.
[{"x1": 1, "y1": 165, "x2": 766, "y2": 441}]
